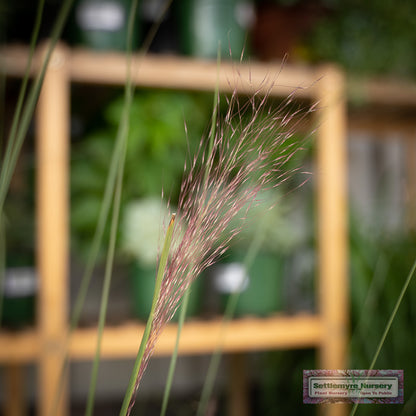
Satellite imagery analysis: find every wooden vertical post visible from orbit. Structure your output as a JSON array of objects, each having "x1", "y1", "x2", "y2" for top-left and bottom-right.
[
  {"x1": 316, "y1": 65, "x2": 349, "y2": 416},
  {"x1": 405, "y1": 132, "x2": 416, "y2": 230},
  {"x1": 228, "y1": 354, "x2": 249, "y2": 416},
  {"x1": 3, "y1": 364, "x2": 26, "y2": 416},
  {"x1": 36, "y1": 43, "x2": 69, "y2": 416}
]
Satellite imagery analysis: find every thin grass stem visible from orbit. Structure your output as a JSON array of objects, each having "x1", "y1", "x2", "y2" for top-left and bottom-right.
[
  {"x1": 196, "y1": 209, "x2": 267, "y2": 416},
  {"x1": 120, "y1": 213, "x2": 176, "y2": 416},
  {"x1": 49, "y1": 68, "x2": 130, "y2": 416},
  {"x1": 85, "y1": 133, "x2": 127, "y2": 416},
  {"x1": 401, "y1": 388, "x2": 416, "y2": 416},
  {"x1": 349, "y1": 254, "x2": 389, "y2": 364},
  {"x1": 51, "y1": 1, "x2": 174, "y2": 413},
  {"x1": 350, "y1": 257, "x2": 416, "y2": 416},
  {"x1": 1, "y1": 0, "x2": 45, "y2": 196},
  {"x1": 159, "y1": 46, "x2": 222, "y2": 416},
  {"x1": 0, "y1": 0, "x2": 74, "y2": 212},
  {"x1": 84, "y1": 1, "x2": 138, "y2": 414},
  {"x1": 160, "y1": 287, "x2": 190, "y2": 416},
  {"x1": 0, "y1": 4, "x2": 74, "y2": 414},
  {"x1": 0, "y1": 214, "x2": 5, "y2": 325},
  {"x1": 69, "y1": 0, "x2": 173, "y2": 339}
]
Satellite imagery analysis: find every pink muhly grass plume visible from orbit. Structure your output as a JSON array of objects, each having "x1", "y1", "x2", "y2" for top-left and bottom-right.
[{"x1": 126, "y1": 74, "x2": 315, "y2": 413}]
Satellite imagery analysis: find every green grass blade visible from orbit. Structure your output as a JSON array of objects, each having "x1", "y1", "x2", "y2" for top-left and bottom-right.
[
  {"x1": 367, "y1": 260, "x2": 416, "y2": 370},
  {"x1": 0, "y1": 3, "x2": 79, "y2": 415},
  {"x1": 138, "y1": 0, "x2": 173, "y2": 56},
  {"x1": 0, "y1": 213, "x2": 5, "y2": 325},
  {"x1": 1, "y1": 0, "x2": 45, "y2": 195},
  {"x1": 120, "y1": 213, "x2": 176, "y2": 416},
  {"x1": 71, "y1": 0, "x2": 173, "y2": 338},
  {"x1": 160, "y1": 284, "x2": 190, "y2": 416},
  {"x1": 0, "y1": 0, "x2": 74, "y2": 213},
  {"x1": 85, "y1": 133, "x2": 128, "y2": 416},
  {"x1": 349, "y1": 254, "x2": 389, "y2": 364},
  {"x1": 196, "y1": 216, "x2": 266, "y2": 416},
  {"x1": 350, "y1": 257, "x2": 416, "y2": 416},
  {"x1": 84, "y1": 1, "x2": 138, "y2": 414},
  {"x1": 401, "y1": 389, "x2": 416, "y2": 415},
  {"x1": 49, "y1": 1, "x2": 174, "y2": 414},
  {"x1": 0, "y1": 0, "x2": 45, "y2": 308},
  {"x1": 159, "y1": 45, "x2": 221, "y2": 416}
]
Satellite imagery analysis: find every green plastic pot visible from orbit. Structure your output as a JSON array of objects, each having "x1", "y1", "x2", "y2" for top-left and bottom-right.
[
  {"x1": 177, "y1": 0, "x2": 254, "y2": 59},
  {"x1": 214, "y1": 250, "x2": 283, "y2": 317},
  {"x1": 70, "y1": 0, "x2": 141, "y2": 51},
  {"x1": 1, "y1": 268, "x2": 37, "y2": 329},
  {"x1": 128, "y1": 261, "x2": 202, "y2": 321}
]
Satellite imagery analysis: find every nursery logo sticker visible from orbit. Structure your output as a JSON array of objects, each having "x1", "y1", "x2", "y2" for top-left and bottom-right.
[{"x1": 303, "y1": 370, "x2": 403, "y2": 404}]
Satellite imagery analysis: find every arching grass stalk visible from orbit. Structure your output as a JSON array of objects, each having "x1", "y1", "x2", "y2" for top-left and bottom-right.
[
  {"x1": 121, "y1": 59, "x2": 313, "y2": 414},
  {"x1": 120, "y1": 213, "x2": 176, "y2": 416},
  {"x1": 159, "y1": 45, "x2": 222, "y2": 416},
  {"x1": 350, "y1": 257, "x2": 416, "y2": 416}
]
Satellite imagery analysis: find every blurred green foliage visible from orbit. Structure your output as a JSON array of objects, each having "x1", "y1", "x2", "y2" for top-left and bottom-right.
[
  {"x1": 70, "y1": 90, "x2": 211, "y2": 259},
  {"x1": 306, "y1": 0, "x2": 416, "y2": 78},
  {"x1": 348, "y1": 220, "x2": 416, "y2": 414}
]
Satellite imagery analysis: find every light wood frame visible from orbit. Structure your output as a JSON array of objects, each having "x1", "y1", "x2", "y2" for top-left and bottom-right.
[{"x1": 0, "y1": 43, "x2": 348, "y2": 416}]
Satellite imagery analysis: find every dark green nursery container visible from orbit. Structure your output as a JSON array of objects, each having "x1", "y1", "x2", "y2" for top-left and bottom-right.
[
  {"x1": 1, "y1": 267, "x2": 37, "y2": 329},
  {"x1": 215, "y1": 250, "x2": 283, "y2": 317},
  {"x1": 70, "y1": 0, "x2": 141, "y2": 51},
  {"x1": 129, "y1": 262, "x2": 202, "y2": 321},
  {"x1": 177, "y1": 0, "x2": 254, "y2": 59}
]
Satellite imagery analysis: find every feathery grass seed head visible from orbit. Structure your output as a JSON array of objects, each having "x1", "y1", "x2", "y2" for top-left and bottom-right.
[{"x1": 127, "y1": 73, "x2": 314, "y2": 408}]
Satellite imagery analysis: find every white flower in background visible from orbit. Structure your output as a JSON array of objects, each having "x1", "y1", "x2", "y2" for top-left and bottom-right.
[{"x1": 122, "y1": 197, "x2": 171, "y2": 267}]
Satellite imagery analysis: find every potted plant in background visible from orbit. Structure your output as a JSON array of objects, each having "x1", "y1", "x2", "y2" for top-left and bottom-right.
[
  {"x1": 67, "y1": 0, "x2": 141, "y2": 51},
  {"x1": 0, "y1": 144, "x2": 37, "y2": 329},
  {"x1": 176, "y1": 0, "x2": 255, "y2": 59}
]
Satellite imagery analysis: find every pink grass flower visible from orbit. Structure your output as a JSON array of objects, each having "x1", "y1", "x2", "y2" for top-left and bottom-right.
[{"x1": 127, "y1": 73, "x2": 315, "y2": 413}]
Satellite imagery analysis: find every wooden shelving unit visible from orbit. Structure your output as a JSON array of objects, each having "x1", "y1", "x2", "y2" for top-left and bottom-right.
[{"x1": 0, "y1": 44, "x2": 348, "y2": 416}]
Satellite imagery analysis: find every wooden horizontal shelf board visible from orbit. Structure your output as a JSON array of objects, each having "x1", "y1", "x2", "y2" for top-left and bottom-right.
[
  {"x1": 0, "y1": 329, "x2": 39, "y2": 363},
  {"x1": 0, "y1": 314, "x2": 323, "y2": 362},
  {"x1": 0, "y1": 314, "x2": 323, "y2": 363},
  {"x1": 69, "y1": 49, "x2": 318, "y2": 99},
  {"x1": 69, "y1": 314, "x2": 324, "y2": 360},
  {"x1": 1, "y1": 44, "x2": 318, "y2": 99},
  {"x1": 3, "y1": 44, "x2": 416, "y2": 109},
  {"x1": 349, "y1": 111, "x2": 416, "y2": 135},
  {"x1": 348, "y1": 77, "x2": 416, "y2": 108}
]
